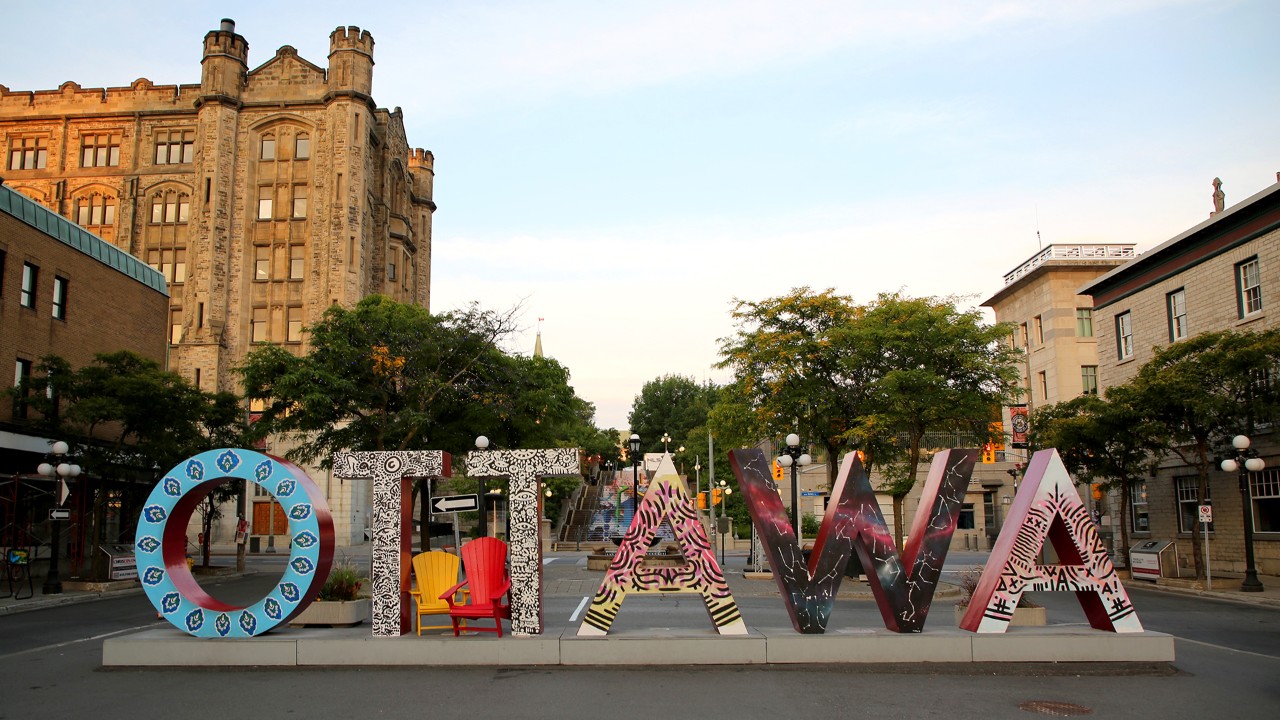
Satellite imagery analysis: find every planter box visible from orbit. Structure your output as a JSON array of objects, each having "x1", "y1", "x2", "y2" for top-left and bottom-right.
[
  {"x1": 290, "y1": 599, "x2": 370, "y2": 627},
  {"x1": 955, "y1": 605, "x2": 1047, "y2": 627}
]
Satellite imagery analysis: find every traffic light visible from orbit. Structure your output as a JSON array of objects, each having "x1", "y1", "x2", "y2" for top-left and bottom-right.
[
  {"x1": 982, "y1": 444, "x2": 996, "y2": 464},
  {"x1": 772, "y1": 459, "x2": 784, "y2": 481},
  {"x1": 712, "y1": 488, "x2": 724, "y2": 505},
  {"x1": 697, "y1": 491, "x2": 708, "y2": 509}
]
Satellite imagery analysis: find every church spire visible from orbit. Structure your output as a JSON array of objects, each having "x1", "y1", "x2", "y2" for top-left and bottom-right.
[{"x1": 534, "y1": 317, "x2": 544, "y2": 357}]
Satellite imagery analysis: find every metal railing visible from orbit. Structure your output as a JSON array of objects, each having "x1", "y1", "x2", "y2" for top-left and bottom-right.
[{"x1": 1003, "y1": 244, "x2": 1136, "y2": 286}]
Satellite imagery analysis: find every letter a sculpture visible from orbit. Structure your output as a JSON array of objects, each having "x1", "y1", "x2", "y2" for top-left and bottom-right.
[
  {"x1": 578, "y1": 455, "x2": 746, "y2": 636},
  {"x1": 960, "y1": 448, "x2": 1143, "y2": 633}
]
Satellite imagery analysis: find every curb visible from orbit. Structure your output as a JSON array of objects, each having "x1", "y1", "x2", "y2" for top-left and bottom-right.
[{"x1": 1125, "y1": 580, "x2": 1280, "y2": 609}]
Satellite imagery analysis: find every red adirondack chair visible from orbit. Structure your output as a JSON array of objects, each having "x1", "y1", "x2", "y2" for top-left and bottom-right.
[{"x1": 440, "y1": 537, "x2": 511, "y2": 637}]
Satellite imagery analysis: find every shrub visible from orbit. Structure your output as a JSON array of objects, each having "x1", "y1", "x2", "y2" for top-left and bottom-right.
[{"x1": 318, "y1": 559, "x2": 364, "y2": 601}]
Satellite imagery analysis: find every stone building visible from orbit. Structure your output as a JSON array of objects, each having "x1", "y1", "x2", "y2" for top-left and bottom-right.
[
  {"x1": 1081, "y1": 179, "x2": 1280, "y2": 578},
  {"x1": 0, "y1": 19, "x2": 436, "y2": 547},
  {"x1": 981, "y1": 243, "x2": 1137, "y2": 553},
  {"x1": 0, "y1": 18, "x2": 435, "y2": 396}
]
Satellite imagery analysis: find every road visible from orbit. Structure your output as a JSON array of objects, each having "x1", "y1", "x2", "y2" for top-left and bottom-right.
[{"x1": 0, "y1": 554, "x2": 1276, "y2": 720}]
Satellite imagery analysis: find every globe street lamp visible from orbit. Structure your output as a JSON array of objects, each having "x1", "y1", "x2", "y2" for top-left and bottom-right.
[
  {"x1": 777, "y1": 433, "x2": 811, "y2": 543},
  {"x1": 37, "y1": 440, "x2": 80, "y2": 595},
  {"x1": 1220, "y1": 435, "x2": 1266, "y2": 592},
  {"x1": 475, "y1": 436, "x2": 490, "y2": 537},
  {"x1": 661, "y1": 433, "x2": 672, "y2": 454},
  {"x1": 629, "y1": 434, "x2": 642, "y2": 525}
]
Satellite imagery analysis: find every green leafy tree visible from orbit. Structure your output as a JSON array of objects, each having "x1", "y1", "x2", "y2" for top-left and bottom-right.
[
  {"x1": 1126, "y1": 329, "x2": 1280, "y2": 579},
  {"x1": 239, "y1": 295, "x2": 600, "y2": 549},
  {"x1": 1029, "y1": 386, "x2": 1160, "y2": 568},
  {"x1": 15, "y1": 351, "x2": 245, "y2": 575},
  {"x1": 627, "y1": 375, "x2": 716, "y2": 455},
  {"x1": 859, "y1": 293, "x2": 1022, "y2": 546},
  {"x1": 717, "y1": 288, "x2": 880, "y2": 488}
]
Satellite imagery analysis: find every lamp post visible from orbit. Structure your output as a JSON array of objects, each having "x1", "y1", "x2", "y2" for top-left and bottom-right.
[
  {"x1": 1220, "y1": 434, "x2": 1266, "y2": 592},
  {"x1": 716, "y1": 479, "x2": 737, "y2": 563},
  {"x1": 629, "y1": 434, "x2": 642, "y2": 525},
  {"x1": 37, "y1": 440, "x2": 80, "y2": 595},
  {"x1": 776, "y1": 433, "x2": 811, "y2": 544},
  {"x1": 475, "y1": 435, "x2": 490, "y2": 537},
  {"x1": 694, "y1": 458, "x2": 702, "y2": 522},
  {"x1": 661, "y1": 433, "x2": 672, "y2": 454}
]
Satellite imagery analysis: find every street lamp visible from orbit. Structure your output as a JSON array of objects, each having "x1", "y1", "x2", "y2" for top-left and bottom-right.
[
  {"x1": 1220, "y1": 434, "x2": 1266, "y2": 592},
  {"x1": 629, "y1": 434, "x2": 642, "y2": 525},
  {"x1": 37, "y1": 440, "x2": 80, "y2": 595},
  {"x1": 661, "y1": 433, "x2": 672, "y2": 454},
  {"x1": 475, "y1": 435, "x2": 490, "y2": 537},
  {"x1": 716, "y1": 479, "x2": 737, "y2": 563},
  {"x1": 776, "y1": 433, "x2": 811, "y2": 543}
]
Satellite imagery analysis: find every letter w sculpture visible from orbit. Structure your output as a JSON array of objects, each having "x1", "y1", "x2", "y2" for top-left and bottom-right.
[{"x1": 731, "y1": 448, "x2": 976, "y2": 633}]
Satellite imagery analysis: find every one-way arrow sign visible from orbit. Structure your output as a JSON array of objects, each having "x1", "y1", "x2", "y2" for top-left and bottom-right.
[{"x1": 431, "y1": 494, "x2": 480, "y2": 514}]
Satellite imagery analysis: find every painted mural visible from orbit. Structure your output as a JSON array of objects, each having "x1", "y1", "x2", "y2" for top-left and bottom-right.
[{"x1": 579, "y1": 455, "x2": 746, "y2": 636}]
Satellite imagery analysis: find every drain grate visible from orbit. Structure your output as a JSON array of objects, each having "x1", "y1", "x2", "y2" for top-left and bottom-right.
[{"x1": 1019, "y1": 700, "x2": 1093, "y2": 716}]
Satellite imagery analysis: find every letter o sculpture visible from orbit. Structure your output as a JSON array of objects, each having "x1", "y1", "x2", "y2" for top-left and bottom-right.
[{"x1": 134, "y1": 449, "x2": 334, "y2": 637}]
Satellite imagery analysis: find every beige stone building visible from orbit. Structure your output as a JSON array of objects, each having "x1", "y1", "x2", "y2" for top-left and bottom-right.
[
  {"x1": 1081, "y1": 179, "x2": 1280, "y2": 577},
  {"x1": 983, "y1": 243, "x2": 1137, "y2": 411},
  {"x1": 0, "y1": 19, "x2": 436, "y2": 547},
  {"x1": 0, "y1": 18, "x2": 435, "y2": 396}
]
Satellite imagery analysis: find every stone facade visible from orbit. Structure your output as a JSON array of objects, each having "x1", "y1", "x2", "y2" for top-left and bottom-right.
[
  {"x1": 1082, "y1": 181, "x2": 1280, "y2": 576},
  {"x1": 983, "y1": 245, "x2": 1137, "y2": 410},
  {"x1": 0, "y1": 19, "x2": 435, "y2": 396},
  {"x1": 0, "y1": 19, "x2": 434, "y2": 548}
]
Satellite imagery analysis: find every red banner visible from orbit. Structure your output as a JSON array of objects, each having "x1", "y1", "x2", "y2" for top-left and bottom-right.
[{"x1": 1009, "y1": 405, "x2": 1029, "y2": 448}]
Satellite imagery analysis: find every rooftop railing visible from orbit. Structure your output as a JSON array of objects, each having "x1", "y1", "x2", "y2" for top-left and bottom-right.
[{"x1": 1003, "y1": 244, "x2": 1136, "y2": 285}]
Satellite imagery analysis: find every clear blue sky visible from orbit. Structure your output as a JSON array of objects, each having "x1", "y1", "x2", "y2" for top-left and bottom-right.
[{"x1": 4, "y1": 1, "x2": 1277, "y2": 429}]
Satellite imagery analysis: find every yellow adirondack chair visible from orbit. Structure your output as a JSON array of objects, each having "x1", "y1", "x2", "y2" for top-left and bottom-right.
[{"x1": 410, "y1": 551, "x2": 465, "y2": 635}]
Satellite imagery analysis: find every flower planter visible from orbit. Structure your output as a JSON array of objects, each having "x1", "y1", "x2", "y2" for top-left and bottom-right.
[
  {"x1": 955, "y1": 605, "x2": 1047, "y2": 627},
  {"x1": 289, "y1": 598, "x2": 370, "y2": 627}
]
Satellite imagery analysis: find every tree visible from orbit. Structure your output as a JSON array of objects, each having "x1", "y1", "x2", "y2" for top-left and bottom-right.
[
  {"x1": 1126, "y1": 329, "x2": 1280, "y2": 580},
  {"x1": 239, "y1": 295, "x2": 600, "y2": 550},
  {"x1": 858, "y1": 293, "x2": 1022, "y2": 547},
  {"x1": 627, "y1": 375, "x2": 716, "y2": 455},
  {"x1": 15, "y1": 351, "x2": 246, "y2": 575},
  {"x1": 717, "y1": 289, "x2": 1020, "y2": 549},
  {"x1": 239, "y1": 296, "x2": 520, "y2": 464},
  {"x1": 717, "y1": 288, "x2": 880, "y2": 488},
  {"x1": 1029, "y1": 386, "x2": 1160, "y2": 568}
]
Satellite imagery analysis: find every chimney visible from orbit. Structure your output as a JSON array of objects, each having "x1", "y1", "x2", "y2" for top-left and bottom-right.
[{"x1": 220, "y1": 18, "x2": 235, "y2": 33}]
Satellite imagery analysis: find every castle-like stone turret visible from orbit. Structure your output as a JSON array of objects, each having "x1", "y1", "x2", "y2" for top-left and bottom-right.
[
  {"x1": 198, "y1": 18, "x2": 248, "y2": 107},
  {"x1": 328, "y1": 25, "x2": 375, "y2": 98}
]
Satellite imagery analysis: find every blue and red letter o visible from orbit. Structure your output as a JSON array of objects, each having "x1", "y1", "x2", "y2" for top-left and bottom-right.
[{"x1": 133, "y1": 449, "x2": 334, "y2": 637}]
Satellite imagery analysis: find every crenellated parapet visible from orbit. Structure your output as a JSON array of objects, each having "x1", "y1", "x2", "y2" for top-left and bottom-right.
[
  {"x1": 329, "y1": 26, "x2": 375, "y2": 56},
  {"x1": 407, "y1": 148, "x2": 434, "y2": 171},
  {"x1": 0, "y1": 79, "x2": 199, "y2": 115},
  {"x1": 327, "y1": 25, "x2": 375, "y2": 97},
  {"x1": 199, "y1": 18, "x2": 248, "y2": 106}
]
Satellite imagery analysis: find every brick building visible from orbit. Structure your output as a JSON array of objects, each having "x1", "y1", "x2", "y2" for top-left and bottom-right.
[
  {"x1": 1, "y1": 180, "x2": 168, "y2": 571},
  {"x1": 0, "y1": 18, "x2": 435, "y2": 396},
  {"x1": 1081, "y1": 179, "x2": 1280, "y2": 578}
]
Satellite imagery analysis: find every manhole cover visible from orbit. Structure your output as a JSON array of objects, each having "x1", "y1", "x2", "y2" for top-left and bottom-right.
[{"x1": 1019, "y1": 700, "x2": 1092, "y2": 716}]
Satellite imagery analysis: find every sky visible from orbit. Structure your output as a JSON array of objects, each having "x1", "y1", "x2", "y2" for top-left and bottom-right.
[{"x1": 3, "y1": 1, "x2": 1278, "y2": 430}]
